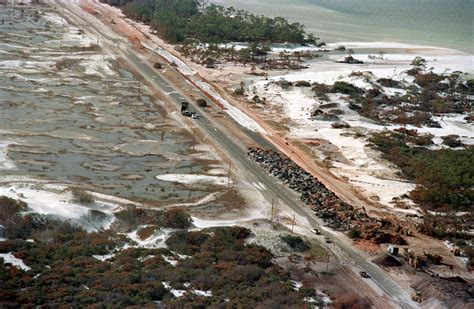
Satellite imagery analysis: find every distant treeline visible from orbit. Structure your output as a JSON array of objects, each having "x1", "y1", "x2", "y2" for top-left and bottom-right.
[{"x1": 99, "y1": 0, "x2": 311, "y2": 44}]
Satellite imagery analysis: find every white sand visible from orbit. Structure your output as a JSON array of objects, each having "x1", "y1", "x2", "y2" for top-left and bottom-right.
[
  {"x1": 0, "y1": 184, "x2": 121, "y2": 231},
  {"x1": 156, "y1": 173, "x2": 232, "y2": 186},
  {"x1": 162, "y1": 282, "x2": 186, "y2": 297},
  {"x1": 92, "y1": 253, "x2": 115, "y2": 261},
  {"x1": 126, "y1": 227, "x2": 170, "y2": 249},
  {"x1": 0, "y1": 142, "x2": 16, "y2": 170},
  {"x1": 0, "y1": 253, "x2": 31, "y2": 271},
  {"x1": 249, "y1": 41, "x2": 472, "y2": 211}
]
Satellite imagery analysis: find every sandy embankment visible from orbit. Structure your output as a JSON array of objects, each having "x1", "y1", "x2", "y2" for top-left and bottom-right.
[{"x1": 246, "y1": 42, "x2": 472, "y2": 213}]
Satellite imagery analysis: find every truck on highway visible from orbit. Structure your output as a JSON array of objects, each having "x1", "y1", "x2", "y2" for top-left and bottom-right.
[{"x1": 181, "y1": 102, "x2": 199, "y2": 119}]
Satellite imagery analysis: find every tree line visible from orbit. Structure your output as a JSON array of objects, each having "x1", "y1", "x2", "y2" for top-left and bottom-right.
[{"x1": 99, "y1": 0, "x2": 311, "y2": 44}]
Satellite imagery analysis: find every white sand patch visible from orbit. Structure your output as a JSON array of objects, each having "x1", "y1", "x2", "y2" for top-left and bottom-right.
[
  {"x1": 43, "y1": 13, "x2": 68, "y2": 26},
  {"x1": 162, "y1": 282, "x2": 186, "y2": 298},
  {"x1": 193, "y1": 290, "x2": 212, "y2": 297},
  {"x1": 82, "y1": 54, "x2": 116, "y2": 77},
  {"x1": 291, "y1": 280, "x2": 303, "y2": 291},
  {"x1": 0, "y1": 253, "x2": 31, "y2": 271},
  {"x1": 46, "y1": 130, "x2": 100, "y2": 142},
  {"x1": 290, "y1": 126, "x2": 420, "y2": 211},
  {"x1": 0, "y1": 186, "x2": 89, "y2": 219},
  {"x1": 113, "y1": 140, "x2": 163, "y2": 156},
  {"x1": 252, "y1": 182, "x2": 266, "y2": 190},
  {"x1": 0, "y1": 142, "x2": 16, "y2": 170},
  {"x1": 162, "y1": 255, "x2": 178, "y2": 266},
  {"x1": 142, "y1": 43, "x2": 196, "y2": 76},
  {"x1": 166, "y1": 192, "x2": 220, "y2": 208},
  {"x1": 194, "y1": 79, "x2": 268, "y2": 133},
  {"x1": 206, "y1": 168, "x2": 227, "y2": 176},
  {"x1": 191, "y1": 205, "x2": 265, "y2": 228},
  {"x1": 92, "y1": 253, "x2": 115, "y2": 261},
  {"x1": 156, "y1": 173, "x2": 231, "y2": 186},
  {"x1": 0, "y1": 184, "x2": 120, "y2": 231},
  {"x1": 0, "y1": 60, "x2": 56, "y2": 70},
  {"x1": 126, "y1": 227, "x2": 170, "y2": 248},
  {"x1": 250, "y1": 42, "x2": 473, "y2": 211}
]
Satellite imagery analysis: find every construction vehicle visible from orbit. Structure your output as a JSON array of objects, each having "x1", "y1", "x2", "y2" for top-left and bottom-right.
[{"x1": 411, "y1": 291, "x2": 424, "y2": 303}]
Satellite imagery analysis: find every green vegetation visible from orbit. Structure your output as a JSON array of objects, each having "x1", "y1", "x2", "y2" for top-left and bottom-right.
[
  {"x1": 0, "y1": 200, "x2": 318, "y2": 307},
  {"x1": 331, "y1": 81, "x2": 364, "y2": 97},
  {"x1": 99, "y1": 0, "x2": 310, "y2": 44},
  {"x1": 160, "y1": 208, "x2": 192, "y2": 229},
  {"x1": 196, "y1": 98, "x2": 208, "y2": 107},
  {"x1": 71, "y1": 188, "x2": 95, "y2": 205},
  {"x1": 347, "y1": 229, "x2": 361, "y2": 239},
  {"x1": 369, "y1": 131, "x2": 473, "y2": 211},
  {"x1": 281, "y1": 234, "x2": 310, "y2": 252}
]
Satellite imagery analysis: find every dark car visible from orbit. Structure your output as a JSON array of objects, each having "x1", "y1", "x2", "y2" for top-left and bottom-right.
[{"x1": 359, "y1": 271, "x2": 370, "y2": 278}]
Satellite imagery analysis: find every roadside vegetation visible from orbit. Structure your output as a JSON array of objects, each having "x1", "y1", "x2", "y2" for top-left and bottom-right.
[
  {"x1": 369, "y1": 131, "x2": 473, "y2": 212},
  {"x1": 0, "y1": 197, "x2": 320, "y2": 307},
  {"x1": 369, "y1": 131, "x2": 473, "y2": 268}
]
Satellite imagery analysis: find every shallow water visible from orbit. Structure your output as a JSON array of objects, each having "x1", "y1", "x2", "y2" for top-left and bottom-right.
[
  {"x1": 0, "y1": 6, "x2": 217, "y2": 203},
  {"x1": 213, "y1": 0, "x2": 474, "y2": 53}
]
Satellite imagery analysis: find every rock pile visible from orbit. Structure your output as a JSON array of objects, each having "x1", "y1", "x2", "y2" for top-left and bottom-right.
[
  {"x1": 248, "y1": 147, "x2": 362, "y2": 231},
  {"x1": 247, "y1": 148, "x2": 406, "y2": 245}
]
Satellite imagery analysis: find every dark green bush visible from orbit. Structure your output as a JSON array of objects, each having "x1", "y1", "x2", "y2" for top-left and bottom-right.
[{"x1": 281, "y1": 235, "x2": 310, "y2": 252}]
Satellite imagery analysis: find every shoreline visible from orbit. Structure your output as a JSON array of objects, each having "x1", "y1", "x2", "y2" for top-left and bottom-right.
[{"x1": 210, "y1": 0, "x2": 474, "y2": 55}]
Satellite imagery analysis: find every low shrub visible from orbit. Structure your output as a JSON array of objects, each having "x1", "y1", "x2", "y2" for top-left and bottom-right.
[
  {"x1": 347, "y1": 229, "x2": 361, "y2": 239},
  {"x1": 196, "y1": 98, "x2": 207, "y2": 107},
  {"x1": 281, "y1": 235, "x2": 310, "y2": 252},
  {"x1": 160, "y1": 208, "x2": 192, "y2": 229},
  {"x1": 71, "y1": 189, "x2": 94, "y2": 205}
]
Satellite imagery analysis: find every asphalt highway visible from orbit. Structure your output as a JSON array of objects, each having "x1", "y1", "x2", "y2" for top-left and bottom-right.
[{"x1": 56, "y1": 2, "x2": 415, "y2": 307}]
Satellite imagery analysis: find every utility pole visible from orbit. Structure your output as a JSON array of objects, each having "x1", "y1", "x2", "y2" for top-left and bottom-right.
[
  {"x1": 291, "y1": 212, "x2": 296, "y2": 233},
  {"x1": 270, "y1": 198, "x2": 275, "y2": 223},
  {"x1": 226, "y1": 161, "x2": 232, "y2": 188}
]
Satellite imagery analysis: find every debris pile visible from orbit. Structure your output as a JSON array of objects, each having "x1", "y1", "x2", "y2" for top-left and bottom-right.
[
  {"x1": 247, "y1": 148, "x2": 406, "y2": 244},
  {"x1": 412, "y1": 276, "x2": 473, "y2": 308}
]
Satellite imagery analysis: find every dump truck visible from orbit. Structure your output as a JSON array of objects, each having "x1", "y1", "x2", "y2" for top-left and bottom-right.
[{"x1": 181, "y1": 102, "x2": 199, "y2": 119}]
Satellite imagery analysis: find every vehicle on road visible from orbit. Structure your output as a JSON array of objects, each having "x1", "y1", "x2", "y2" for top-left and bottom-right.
[
  {"x1": 359, "y1": 271, "x2": 371, "y2": 278},
  {"x1": 181, "y1": 101, "x2": 198, "y2": 119},
  {"x1": 310, "y1": 228, "x2": 321, "y2": 235},
  {"x1": 324, "y1": 237, "x2": 332, "y2": 243}
]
